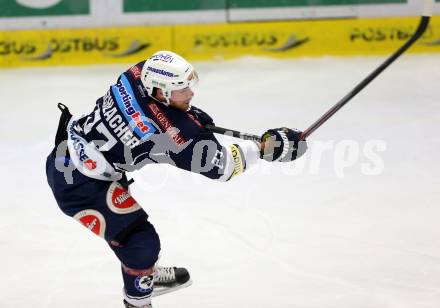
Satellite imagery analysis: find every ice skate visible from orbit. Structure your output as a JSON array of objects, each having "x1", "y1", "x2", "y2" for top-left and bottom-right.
[{"x1": 153, "y1": 266, "x2": 192, "y2": 296}]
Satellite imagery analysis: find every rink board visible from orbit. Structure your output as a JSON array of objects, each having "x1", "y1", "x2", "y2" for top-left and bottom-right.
[
  {"x1": 0, "y1": 16, "x2": 439, "y2": 68},
  {"x1": 0, "y1": 26, "x2": 172, "y2": 68}
]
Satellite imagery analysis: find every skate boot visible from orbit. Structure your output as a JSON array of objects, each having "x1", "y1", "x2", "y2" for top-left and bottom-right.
[
  {"x1": 153, "y1": 266, "x2": 192, "y2": 296},
  {"x1": 154, "y1": 266, "x2": 190, "y2": 286}
]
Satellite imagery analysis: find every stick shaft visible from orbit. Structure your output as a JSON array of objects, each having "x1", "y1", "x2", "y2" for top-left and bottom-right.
[
  {"x1": 205, "y1": 125, "x2": 260, "y2": 142},
  {"x1": 300, "y1": 16, "x2": 430, "y2": 140},
  {"x1": 206, "y1": 3, "x2": 433, "y2": 142}
]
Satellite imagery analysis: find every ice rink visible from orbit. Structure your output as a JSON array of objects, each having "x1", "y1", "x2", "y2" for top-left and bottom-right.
[{"x1": 1, "y1": 54, "x2": 439, "y2": 308}]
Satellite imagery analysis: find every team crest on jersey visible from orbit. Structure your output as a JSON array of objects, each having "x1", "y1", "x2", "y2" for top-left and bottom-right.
[
  {"x1": 73, "y1": 209, "x2": 106, "y2": 238},
  {"x1": 106, "y1": 182, "x2": 141, "y2": 214}
]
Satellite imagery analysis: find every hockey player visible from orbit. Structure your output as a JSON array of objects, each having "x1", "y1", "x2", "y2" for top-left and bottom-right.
[{"x1": 46, "y1": 50, "x2": 307, "y2": 307}]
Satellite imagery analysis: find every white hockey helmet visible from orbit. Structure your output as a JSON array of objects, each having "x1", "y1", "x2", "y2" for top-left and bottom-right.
[{"x1": 141, "y1": 50, "x2": 198, "y2": 105}]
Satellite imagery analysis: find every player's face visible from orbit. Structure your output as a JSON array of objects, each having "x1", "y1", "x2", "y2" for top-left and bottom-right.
[{"x1": 169, "y1": 87, "x2": 194, "y2": 111}]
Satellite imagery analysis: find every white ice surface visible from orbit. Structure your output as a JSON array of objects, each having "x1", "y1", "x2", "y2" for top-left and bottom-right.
[{"x1": 0, "y1": 54, "x2": 439, "y2": 308}]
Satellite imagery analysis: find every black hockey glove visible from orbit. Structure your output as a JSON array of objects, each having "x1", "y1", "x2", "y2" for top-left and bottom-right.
[
  {"x1": 260, "y1": 127, "x2": 307, "y2": 162},
  {"x1": 188, "y1": 105, "x2": 215, "y2": 127}
]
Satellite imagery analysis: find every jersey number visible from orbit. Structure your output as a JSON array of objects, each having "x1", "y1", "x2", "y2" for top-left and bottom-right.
[{"x1": 83, "y1": 106, "x2": 117, "y2": 151}]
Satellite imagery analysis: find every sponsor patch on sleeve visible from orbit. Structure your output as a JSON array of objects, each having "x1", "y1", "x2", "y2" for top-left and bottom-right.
[{"x1": 230, "y1": 144, "x2": 246, "y2": 179}]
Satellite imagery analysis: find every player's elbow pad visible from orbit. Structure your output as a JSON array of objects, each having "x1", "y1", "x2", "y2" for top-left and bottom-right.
[{"x1": 218, "y1": 141, "x2": 260, "y2": 182}]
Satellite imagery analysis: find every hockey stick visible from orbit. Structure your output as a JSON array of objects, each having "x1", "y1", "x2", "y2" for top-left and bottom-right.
[
  {"x1": 206, "y1": 0, "x2": 433, "y2": 141},
  {"x1": 300, "y1": 3, "x2": 432, "y2": 140},
  {"x1": 205, "y1": 124, "x2": 260, "y2": 142}
]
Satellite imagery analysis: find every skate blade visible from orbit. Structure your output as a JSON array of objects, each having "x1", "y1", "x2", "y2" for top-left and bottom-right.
[{"x1": 152, "y1": 280, "x2": 193, "y2": 297}]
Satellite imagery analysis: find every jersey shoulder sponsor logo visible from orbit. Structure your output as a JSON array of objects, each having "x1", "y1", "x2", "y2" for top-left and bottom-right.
[
  {"x1": 111, "y1": 74, "x2": 156, "y2": 141},
  {"x1": 147, "y1": 103, "x2": 187, "y2": 146}
]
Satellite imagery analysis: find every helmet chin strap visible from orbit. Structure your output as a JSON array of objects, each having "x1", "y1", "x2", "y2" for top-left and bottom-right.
[
  {"x1": 151, "y1": 89, "x2": 191, "y2": 111},
  {"x1": 150, "y1": 95, "x2": 168, "y2": 105},
  {"x1": 163, "y1": 98, "x2": 171, "y2": 107},
  {"x1": 163, "y1": 90, "x2": 172, "y2": 106},
  {"x1": 150, "y1": 90, "x2": 171, "y2": 107}
]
